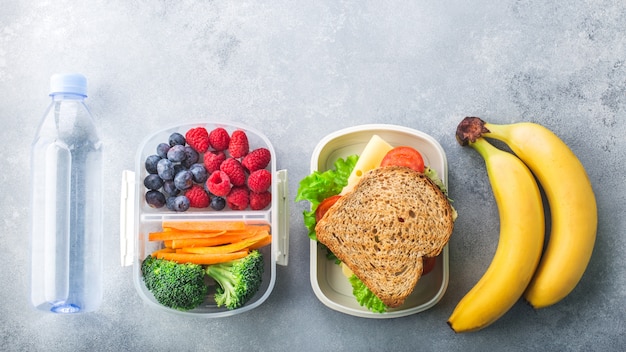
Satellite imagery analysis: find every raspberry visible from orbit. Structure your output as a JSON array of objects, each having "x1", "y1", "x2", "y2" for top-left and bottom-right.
[
  {"x1": 247, "y1": 169, "x2": 271, "y2": 193},
  {"x1": 220, "y1": 157, "x2": 246, "y2": 186},
  {"x1": 226, "y1": 186, "x2": 249, "y2": 210},
  {"x1": 206, "y1": 170, "x2": 232, "y2": 197},
  {"x1": 228, "y1": 130, "x2": 249, "y2": 158},
  {"x1": 242, "y1": 148, "x2": 271, "y2": 172},
  {"x1": 208, "y1": 127, "x2": 230, "y2": 151},
  {"x1": 185, "y1": 127, "x2": 210, "y2": 153},
  {"x1": 249, "y1": 191, "x2": 271, "y2": 210},
  {"x1": 186, "y1": 184, "x2": 210, "y2": 208},
  {"x1": 204, "y1": 151, "x2": 226, "y2": 173}
]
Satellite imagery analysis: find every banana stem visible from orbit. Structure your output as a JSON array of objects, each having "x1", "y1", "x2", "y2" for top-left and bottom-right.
[
  {"x1": 456, "y1": 117, "x2": 489, "y2": 146},
  {"x1": 465, "y1": 137, "x2": 498, "y2": 160},
  {"x1": 454, "y1": 118, "x2": 500, "y2": 160}
]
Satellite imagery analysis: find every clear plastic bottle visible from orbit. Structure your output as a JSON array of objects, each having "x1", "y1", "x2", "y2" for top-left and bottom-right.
[{"x1": 30, "y1": 73, "x2": 103, "y2": 313}]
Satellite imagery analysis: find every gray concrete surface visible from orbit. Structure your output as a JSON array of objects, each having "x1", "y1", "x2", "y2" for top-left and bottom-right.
[{"x1": 1, "y1": 1, "x2": 624, "y2": 351}]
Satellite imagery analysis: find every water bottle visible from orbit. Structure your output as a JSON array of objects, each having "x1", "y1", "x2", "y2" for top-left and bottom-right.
[{"x1": 30, "y1": 73, "x2": 103, "y2": 313}]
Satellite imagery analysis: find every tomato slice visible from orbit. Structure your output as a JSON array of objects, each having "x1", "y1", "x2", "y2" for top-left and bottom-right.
[
  {"x1": 422, "y1": 256, "x2": 436, "y2": 276},
  {"x1": 380, "y1": 146, "x2": 425, "y2": 173},
  {"x1": 315, "y1": 195, "x2": 341, "y2": 222}
]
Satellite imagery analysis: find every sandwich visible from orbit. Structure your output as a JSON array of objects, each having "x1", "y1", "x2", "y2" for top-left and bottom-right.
[
  {"x1": 296, "y1": 134, "x2": 455, "y2": 312},
  {"x1": 315, "y1": 165, "x2": 454, "y2": 308}
]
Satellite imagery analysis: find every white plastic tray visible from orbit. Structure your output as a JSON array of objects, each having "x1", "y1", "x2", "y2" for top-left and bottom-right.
[{"x1": 309, "y1": 124, "x2": 449, "y2": 318}]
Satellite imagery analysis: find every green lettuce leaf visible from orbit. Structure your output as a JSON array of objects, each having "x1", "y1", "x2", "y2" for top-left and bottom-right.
[
  {"x1": 295, "y1": 154, "x2": 358, "y2": 241},
  {"x1": 349, "y1": 274, "x2": 387, "y2": 313},
  {"x1": 424, "y1": 166, "x2": 447, "y2": 196}
]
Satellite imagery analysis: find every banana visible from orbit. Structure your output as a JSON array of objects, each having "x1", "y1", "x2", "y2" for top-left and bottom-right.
[
  {"x1": 459, "y1": 117, "x2": 597, "y2": 309},
  {"x1": 448, "y1": 136, "x2": 544, "y2": 333}
]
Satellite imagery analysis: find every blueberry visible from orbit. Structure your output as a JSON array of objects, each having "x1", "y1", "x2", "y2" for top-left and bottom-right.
[
  {"x1": 157, "y1": 159, "x2": 175, "y2": 180},
  {"x1": 143, "y1": 174, "x2": 164, "y2": 190},
  {"x1": 173, "y1": 163, "x2": 186, "y2": 175},
  {"x1": 162, "y1": 180, "x2": 180, "y2": 197},
  {"x1": 174, "y1": 170, "x2": 194, "y2": 190},
  {"x1": 189, "y1": 163, "x2": 208, "y2": 183},
  {"x1": 182, "y1": 146, "x2": 199, "y2": 168},
  {"x1": 167, "y1": 145, "x2": 187, "y2": 162},
  {"x1": 156, "y1": 143, "x2": 170, "y2": 158},
  {"x1": 169, "y1": 132, "x2": 186, "y2": 146},
  {"x1": 145, "y1": 190, "x2": 166, "y2": 208},
  {"x1": 166, "y1": 197, "x2": 177, "y2": 211},
  {"x1": 145, "y1": 155, "x2": 161, "y2": 174},
  {"x1": 210, "y1": 196, "x2": 226, "y2": 210},
  {"x1": 172, "y1": 195, "x2": 190, "y2": 212}
]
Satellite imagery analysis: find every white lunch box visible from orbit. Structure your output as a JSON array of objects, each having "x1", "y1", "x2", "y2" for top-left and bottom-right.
[
  {"x1": 309, "y1": 124, "x2": 449, "y2": 318},
  {"x1": 120, "y1": 121, "x2": 289, "y2": 317}
]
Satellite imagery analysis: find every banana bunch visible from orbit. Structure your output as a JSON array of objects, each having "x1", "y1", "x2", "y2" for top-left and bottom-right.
[{"x1": 449, "y1": 117, "x2": 597, "y2": 333}]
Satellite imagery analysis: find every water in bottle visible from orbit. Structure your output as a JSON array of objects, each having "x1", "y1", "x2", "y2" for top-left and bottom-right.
[{"x1": 30, "y1": 73, "x2": 103, "y2": 313}]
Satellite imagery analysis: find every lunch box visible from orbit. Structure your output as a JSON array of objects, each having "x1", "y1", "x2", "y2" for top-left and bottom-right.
[
  {"x1": 120, "y1": 121, "x2": 289, "y2": 317},
  {"x1": 309, "y1": 124, "x2": 450, "y2": 318}
]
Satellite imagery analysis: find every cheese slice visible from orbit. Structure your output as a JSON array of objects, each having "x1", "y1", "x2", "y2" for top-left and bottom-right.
[
  {"x1": 339, "y1": 134, "x2": 393, "y2": 278},
  {"x1": 339, "y1": 134, "x2": 393, "y2": 195},
  {"x1": 341, "y1": 262, "x2": 354, "y2": 277}
]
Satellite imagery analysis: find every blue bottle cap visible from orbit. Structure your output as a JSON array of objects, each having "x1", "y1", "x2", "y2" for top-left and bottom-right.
[{"x1": 50, "y1": 73, "x2": 87, "y2": 96}]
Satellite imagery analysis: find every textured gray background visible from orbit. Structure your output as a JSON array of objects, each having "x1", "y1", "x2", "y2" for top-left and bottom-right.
[{"x1": 1, "y1": 1, "x2": 624, "y2": 351}]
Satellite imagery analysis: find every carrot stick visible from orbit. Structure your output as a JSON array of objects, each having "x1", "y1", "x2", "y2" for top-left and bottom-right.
[
  {"x1": 214, "y1": 228, "x2": 269, "y2": 237},
  {"x1": 148, "y1": 230, "x2": 227, "y2": 242},
  {"x1": 162, "y1": 220, "x2": 247, "y2": 232},
  {"x1": 163, "y1": 220, "x2": 270, "y2": 232},
  {"x1": 180, "y1": 232, "x2": 270, "y2": 254},
  {"x1": 154, "y1": 250, "x2": 249, "y2": 265},
  {"x1": 242, "y1": 223, "x2": 271, "y2": 232},
  {"x1": 151, "y1": 247, "x2": 175, "y2": 256},
  {"x1": 169, "y1": 232, "x2": 259, "y2": 249},
  {"x1": 248, "y1": 233, "x2": 272, "y2": 250}
]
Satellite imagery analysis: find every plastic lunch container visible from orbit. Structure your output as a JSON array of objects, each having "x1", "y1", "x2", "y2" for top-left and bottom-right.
[
  {"x1": 120, "y1": 121, "x2": 289, "y2": 317},
  {"x1": 309, "y1": 124, "x2": 449, "y2": 318}
]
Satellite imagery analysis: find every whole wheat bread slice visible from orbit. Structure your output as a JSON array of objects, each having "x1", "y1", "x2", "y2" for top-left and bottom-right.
[{"x1": 315, "y1": 166, "x2": 454, "y2": 308}]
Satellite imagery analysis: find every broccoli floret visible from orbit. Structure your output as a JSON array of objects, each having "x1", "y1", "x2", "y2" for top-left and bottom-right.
[
  {"x1": 141, "y1": 255, "x2": 208, "y2": 311},
  {"x1": 348, "y1": 274, "x2": 388, "y2": 313},
  {"x1": 205, "y1": 250, "x2": 264, "y2": 310}
]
